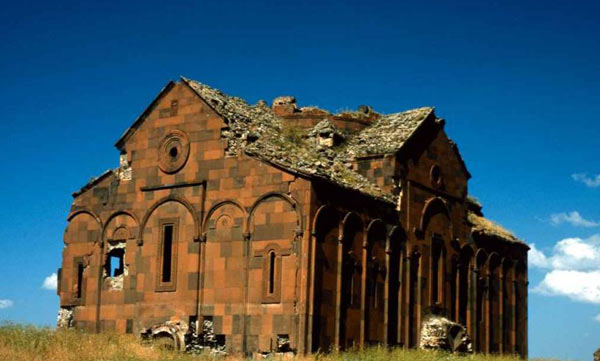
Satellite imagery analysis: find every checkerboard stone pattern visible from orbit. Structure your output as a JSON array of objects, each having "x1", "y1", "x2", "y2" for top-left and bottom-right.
[{"x1": 59, "y1": 80, "x2": 528, "y2": 357}]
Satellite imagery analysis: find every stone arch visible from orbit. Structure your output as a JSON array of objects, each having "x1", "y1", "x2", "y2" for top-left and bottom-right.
[
  {"x1": 419, "y1": 197, "x2": 452, "y2": 237},
  {"x1": 67, "y1": 209, "x2": 103, "y2": 228},
  {"x1": 248, "y1": 192, "x2": 302, "y2": 237},
  {"x1": 62, "y1": 211, "x2": 103, "y2": 308},
  {"x1": 246, "y1": 191, "x2": 300, "y2": 344},
  {"x1": 145, "y1": 324, "x2": 187, "y2": 351},
  {"x1": 341, "y1": 212, "x2": 363, "y2": 243},
  {"x1": 311, "y1": 205, "x2": 339, "y2": 352},
  {"x1": 420, "y1": 198, "x2": 451, "y2": 309},
  {"x1": 312, "y1": 204, "x2": 336, "y2": 232},
  {"x1": 139, "y1": 195, "x2": 200, "y2": 243},
  {"x1": 387, "y1": 226, "x2": 407, "y2": 253},
  {"x1": 365, "y1": 219, "x2": 386, "y2": 344},
  {"x1": 340, "y1": 211, "x2": 364, "y2": 349},
  {"x1": 102, "y1": 210, "x2": 140, "y2": 242},
  {"x1": 101, "y1": 211, "x2": 139, "y2": 290},
  {"x1": 475, "y1": 249, "x2": 488, "y2": 270},
  {"x1": 140, "y1": 198, "x2": 198, "y2": 293},
  {"x1": 200, "y1": 199, "x2": 246, "y2": 323},
  {"x1": 203, "y1": 199, "x2": 247, "y2": 236},
  {"x1": 366, "y1": 219, "x2": 386, "y2": 245},
  {"x1": 64, "y1": 211, "x2": 103, "y2": 258}
]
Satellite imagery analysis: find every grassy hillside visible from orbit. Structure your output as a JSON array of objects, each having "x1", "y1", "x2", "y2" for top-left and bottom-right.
[{"x1": 0, "y1": 324, "x2": 547, "y2": 361}]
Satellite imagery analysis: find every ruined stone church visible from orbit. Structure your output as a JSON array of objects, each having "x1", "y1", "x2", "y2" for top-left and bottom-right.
[{"x1": 58, "y1": 78, "x2": 528, "y2": 356}]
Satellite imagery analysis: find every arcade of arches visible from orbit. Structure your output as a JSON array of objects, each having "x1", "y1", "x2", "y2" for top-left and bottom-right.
[{"x1": 310, "y1": 203, "x2": 528, "y2": 356}]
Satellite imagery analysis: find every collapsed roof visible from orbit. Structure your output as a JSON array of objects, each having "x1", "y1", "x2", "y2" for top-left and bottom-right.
[
  {"x1": 182, "y1": 77, "x2": 435, "y2": 203},
  {"x1": 78, "y1": 77, "x2": 521, "y2": 244}
]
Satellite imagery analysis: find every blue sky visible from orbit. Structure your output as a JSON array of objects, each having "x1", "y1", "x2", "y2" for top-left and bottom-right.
[{"x1": 0, "y1": 0, "x2": 599, "y2": 359}]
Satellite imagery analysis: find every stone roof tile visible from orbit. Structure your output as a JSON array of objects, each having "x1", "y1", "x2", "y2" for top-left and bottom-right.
[
  {"x1": 468, "y1": 211, "x2": 525, "y2": 245},
  {"x1": 182, "y1": 77, "x2": 432, "y2": 204}
]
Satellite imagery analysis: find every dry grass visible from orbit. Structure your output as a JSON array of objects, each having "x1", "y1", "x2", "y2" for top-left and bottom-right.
[
  {"x1": 467, "y1": 212, "x2": 521, "y2": 244},
  {"x1": 0, "y1": 323, "x2": 552, "y2": 361}
]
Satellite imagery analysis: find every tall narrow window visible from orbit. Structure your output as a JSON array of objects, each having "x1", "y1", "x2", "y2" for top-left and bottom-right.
[
  {"x1": 268, "y1": 251, "x2": 276, "y2": 294},
  {"x1": 162, "y1": 224, "x2": 174, "y2": 283},
  {"x1": 76, "y1": 263, "x2": 84, "y2": 299},
  {"x1": 262, "y1": 246, "x2": 283, "y2": 303}
]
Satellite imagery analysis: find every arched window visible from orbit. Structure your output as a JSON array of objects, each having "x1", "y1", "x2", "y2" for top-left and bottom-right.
[
  {"x1": 268, "y1": 251, "x2": 276, "y2": 295},
  {"x1": 262, "y1": 248, "x2": 281, "y2": 303},
  {"x1": 156, "y1": 219, "x2": 179, "y2": 292},
  {"x1": 431, "y1": 238, "x2": 445, "y2": 305}
]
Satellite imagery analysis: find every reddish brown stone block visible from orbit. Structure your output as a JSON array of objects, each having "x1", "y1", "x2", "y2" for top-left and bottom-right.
[{"x1": 59, "y1": 79, "x2": 528, "y2": 357}]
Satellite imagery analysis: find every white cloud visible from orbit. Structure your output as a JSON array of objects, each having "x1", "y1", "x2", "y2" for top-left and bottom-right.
[
  {"x1": 42, "y1": 273, "x2": 57, "y2": 291},
  {"x1": 528, "y1": 243, "x2": 549, "y2": 268},
  {"x1": 530, "y1": 235, "x2": 600, "y2": 271},
  {"x1": 0, "y1": 299, "x2": 13, "y2": 309},
  {"x1": 594, "y1": 314, "x2": 600, "y2": 323},
  {"x1": 550, "y1": 211, "x2": 599, "y2": 227},
  {"x1": 531, "y1": 234, "x2": 600, "y2": 304},
  {"x1": 534, "y1": 270, "x2": 600, "y2": 304},
  {"x1": 572, "y1": 173, "x2": 600, "y2": 188}
]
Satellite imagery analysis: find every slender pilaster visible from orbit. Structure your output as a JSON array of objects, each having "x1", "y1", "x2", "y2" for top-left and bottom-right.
[
  {"x1": 360, "y1": 241, "x2": 368, "y2": 347},
  {"x1": 306, "y1": 231, "x2": 317, "y2": 353},
  {"x1": 383, "y1": 244, "x2": 391, "y2": 345},
  {"x1": 499, "y1": 273, "x2": 504, "y2": 354},
  {"x1": 416, "y1": 253, "x2": 422, "y2": 345},
  {"x1": 466, "y1": 264, "x2": 473, "y2": 337},
  {"x1": 397, "y1": 249, "x2": 404, "y2": 346},
  {"x1": 455, "y1": 263, "x2": 461, "y2": 322},
  {"x1": 334, "y1": 235, "x2": 343, "y2": 349},
  {"x1": 472, "y1": 268, "x2": 479, "y2": 351},
  {"x1": 404, "y1": 255, "x2": 411, "y2": 347},
  {"x1": 511, "y1": 279, "x2": 517, "y2": 354},
  {"x1": 484, "y1": 275, "x2": 490, "y2": 353}
]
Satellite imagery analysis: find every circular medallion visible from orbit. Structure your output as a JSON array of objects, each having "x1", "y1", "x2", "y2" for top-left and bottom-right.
[
  {"x1": 430, "y1": 164, "x2": 443, "y2": 188},
  {"x1": 158, "y1": 129, "x2": 190, "y2": 174}
]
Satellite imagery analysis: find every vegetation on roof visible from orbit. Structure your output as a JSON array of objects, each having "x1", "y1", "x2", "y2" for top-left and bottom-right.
[
  {"x1": 344, "y1": 107, "x2": 434, "y2": 157},
  {"x1": 182, "y1": 78, "x2": 434, "y2": 203},
  {"x1": 468, "y1": 211, "x2": 523, "y2": 244}
]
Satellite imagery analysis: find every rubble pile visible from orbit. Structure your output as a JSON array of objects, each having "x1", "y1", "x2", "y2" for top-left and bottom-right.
[
  {"x1": 344, "y1": 108, "x2": 433, "y2": 157},
  {"x1": 186, "y1": 319, "x2": 226, "y2": 355},
  {"x1": 57, "y1": 307, "x2": 74, "y2": 328},
  {"x1": 419, "y1": 314, "x2": 472, "y2": 353},
  {"x1": 183, "y1": 78, "x2": 435, "y2": 203},
  {"x1": 141, "y1": 320, "x2": 189, "y2": 351}
]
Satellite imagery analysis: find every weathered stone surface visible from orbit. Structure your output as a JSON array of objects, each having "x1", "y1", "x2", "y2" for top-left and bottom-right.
[
  {"x1": 141, "y1": 320, "x2": 189, "y2": 351},
  {"x1": 419, "y1": 314, "x2": 472, "y2": 353},
  {"x1": 59, "y1": 78, "x2": 528, "y2": 356}
]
